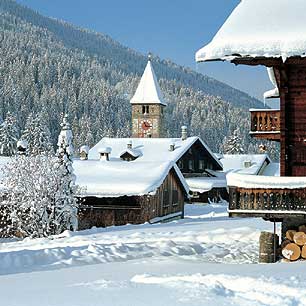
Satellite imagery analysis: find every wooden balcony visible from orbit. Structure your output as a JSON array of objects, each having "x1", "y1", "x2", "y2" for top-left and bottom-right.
[
  {"x1": 228, "y1": 173, "x2": 306, "y2": 220},
  {"x1": 249, "y1": 109, "x2": 280, "y2": 141}
]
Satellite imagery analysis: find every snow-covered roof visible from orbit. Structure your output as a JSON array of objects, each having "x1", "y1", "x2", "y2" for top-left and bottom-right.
[
  {"x1": 227, "y1": 172, "x2": 306, "y2": 190},
  {"x1": 220, "y1": 154, "x2": 271, "y2": 175},
  {"x1": 74, "y1": 160, "x2": 189, "y2": 198},
  {"x1": 98, "y1": 147, "x2": 112, "y2": 154},
  {"x1": 196, "y1": 0, "x2": 306, "y2": 63},
  {"x1": 186, "y1": 175, "x2": 227, "y2": 193},
  {"x1": 130, "y1": 60, "x2": 166, "y2": 106},
  {"x1": 119, "y1": 148, "x2": 142, "y2": 158},
  {"x1": 17, "y1": 139, "x2": 28, "y2": 149},
  {"x1": 89, "y1": 137, "x2": 222, "y2": 169},
  {"x1": 80, "y1": 145, "x2": 89, "y2": 154}
]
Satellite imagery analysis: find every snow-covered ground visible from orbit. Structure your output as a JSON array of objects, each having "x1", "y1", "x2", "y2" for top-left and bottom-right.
[{"x1": 0, "y1": 203, "x2": 305, "y2": 306}]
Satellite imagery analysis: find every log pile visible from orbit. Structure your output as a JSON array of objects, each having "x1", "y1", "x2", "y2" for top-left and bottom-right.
[{"x1": 281, "y1": 226, "x2": 306, "y2": 261}]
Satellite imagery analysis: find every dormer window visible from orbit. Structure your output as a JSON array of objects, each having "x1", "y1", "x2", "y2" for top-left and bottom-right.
[
  {"x1": 120, "y1": 144, "x2": 142, "y2": 161},
  {"x1": 142, "y1": 105, "x2": 149, "y2": 114}
]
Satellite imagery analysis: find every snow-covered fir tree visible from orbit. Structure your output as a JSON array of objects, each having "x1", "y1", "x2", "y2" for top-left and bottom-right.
[
  {"x1": 223, "y1": 129, "x2": 245, "y2": 154},
  {"x1": 21, "y1": 113, "x2": 53, "y2": 155},
  {"x1": 0, "y1": 112, "x2": 18, "y2": 156},
  {"x1": 53, "y1": 114, "x2": 79, "y2": 233}
]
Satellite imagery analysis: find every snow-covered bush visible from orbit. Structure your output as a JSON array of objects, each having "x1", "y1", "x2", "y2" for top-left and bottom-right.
[{"x1": 0, "y1": 115, "x2": 79, "y2": 238}]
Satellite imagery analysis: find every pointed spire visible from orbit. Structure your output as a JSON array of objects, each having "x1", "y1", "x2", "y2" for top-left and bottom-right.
[{"x1": 130, "y1": 55, "x2": 166, "y2": 106}]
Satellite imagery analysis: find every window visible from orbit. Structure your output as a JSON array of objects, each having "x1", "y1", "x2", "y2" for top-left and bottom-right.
[
  {"x1": 177, "y1": 160, "x2": 183, "y2": 169},
  {"x1": 188, "y1": 160, "x2": 194, "y2": 171},
  {"x1": 142, "y1": 105, "x2": 149, "y2": 114},
  {"x1": 172, "y1": 190, "x2": 179, "y2": 206},
  {"x1": 163, "y1": 190, "x2": 170, "y2": 207},
  {"x1": 199, "y1": 160, "x2": 205, "y2": 170}
]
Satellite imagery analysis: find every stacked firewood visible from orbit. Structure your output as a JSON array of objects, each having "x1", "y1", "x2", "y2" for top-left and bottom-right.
[{"x1": 281, "y1": 225, "x2": 306, "y2": 261}]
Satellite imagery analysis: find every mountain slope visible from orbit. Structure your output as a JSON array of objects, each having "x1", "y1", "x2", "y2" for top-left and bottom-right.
[
  {"x1": 0, "y1": 0, "x2": 263, "y2": 110},
  {"x1": 0, "y1": 0, "x2": 271, "y2": 154}
]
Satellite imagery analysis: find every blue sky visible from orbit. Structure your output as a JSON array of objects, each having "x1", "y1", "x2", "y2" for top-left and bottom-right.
[{"x1": 15, "y1": 0, "x2": 274, "y2": 103}]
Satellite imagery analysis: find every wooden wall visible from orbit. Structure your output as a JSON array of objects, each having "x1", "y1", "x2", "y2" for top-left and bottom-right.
[
  {"x1": 78, "y1": 169, "x2": 185, "y2": 230},
  {"x1": 278, "y1": 62, "x2": 306, "y2": 176}
]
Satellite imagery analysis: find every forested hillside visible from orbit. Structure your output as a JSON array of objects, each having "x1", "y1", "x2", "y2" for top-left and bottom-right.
[{"x1": 0, "y1": 0, "x2": 278, "y2": 157}]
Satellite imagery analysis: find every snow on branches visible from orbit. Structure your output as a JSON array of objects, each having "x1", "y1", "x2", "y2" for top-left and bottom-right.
[
  {"x1": 223, "y1": 129, "x2": 244, "y2": 155},
  {"x1": 0, "y1": 112, "x2": 18, "y2": 156},
  {"x1": 0, "y1": 115, "x2": 80, "y2": 238},
  {"x1": 21, "y1": 113, "x2": 53, "y2": 155}
]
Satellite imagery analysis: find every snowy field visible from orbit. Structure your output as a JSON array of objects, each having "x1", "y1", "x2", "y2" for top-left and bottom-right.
[{"x1": 0, "y1": 203, "x2": 306, "y2": 306}]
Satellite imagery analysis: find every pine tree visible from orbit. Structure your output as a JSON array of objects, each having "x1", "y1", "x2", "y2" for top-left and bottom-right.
[
  {"x1": 223, "y1": 129, "x2": 245, "y2": 154},
  {"x1": 53, "y1": 114, "x2": 78, "y2": 234},
  {"x1": 21, "y1": 113, "x2": 53, "y2": 155},
  {"x1": 0, "y1": 112, "x2": 18, "y2": 156}
]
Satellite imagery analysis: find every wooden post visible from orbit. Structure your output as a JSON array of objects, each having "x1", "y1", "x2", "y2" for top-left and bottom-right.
[{"x1": 259, "y1": 231, "x2": 279, "y2": 263}]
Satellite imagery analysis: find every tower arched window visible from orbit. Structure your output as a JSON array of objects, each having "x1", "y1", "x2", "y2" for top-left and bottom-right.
[{"x1": 142, "y1": 105, "x2": 149, "y2": 114}]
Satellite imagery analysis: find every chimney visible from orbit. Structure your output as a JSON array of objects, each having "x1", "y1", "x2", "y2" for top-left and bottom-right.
[
  {"x1": 80, "y1": 145, "x2": 89, "y2": 160},
  {"x1": 259, "y1": 143, "x2": 267, "y2": 154},
  {"x1": 98, "y1": 147, "x2": 112, "y2": 161},
  {"x1": 169, "y1": 142, "x2": 175, "y2": 152},
  {"x1": 181, "y1": 126, "x2": 187, "y2": 141},
  {"x1": 127, "y1": 140, "x2": 132, "y2": 149},
  {"x1": 244, "y1": 160, "x2": 252, "y2": 168},
  {"x1": 17, "y1": 139, "x2": 28, "y2": 155}
]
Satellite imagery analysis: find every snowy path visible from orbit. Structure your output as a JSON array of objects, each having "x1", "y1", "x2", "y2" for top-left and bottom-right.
[{"x1": 0, "y1": 203, "x2": 305, "y2": 306}]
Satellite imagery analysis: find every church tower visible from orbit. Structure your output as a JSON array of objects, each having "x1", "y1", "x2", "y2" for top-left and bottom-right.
[{"x1": 131, "y1": 55, "x2": 166, "y2": 138}]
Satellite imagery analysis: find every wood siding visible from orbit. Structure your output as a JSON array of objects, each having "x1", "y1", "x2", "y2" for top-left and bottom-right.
[
  {"x1": 78, "y1": 169, "x2": 185, "y2": 229},
  {"x1": 250, "y1": 109, "x2": 280, "y2": 141},
  {"x1": 229, "y1": 186, "x2": 306, "y2": 219}
]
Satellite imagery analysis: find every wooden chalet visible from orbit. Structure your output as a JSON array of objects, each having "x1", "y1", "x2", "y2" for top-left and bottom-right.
[
  {"x1": 196, "y1": 0, "x2": 306, "y2": 258},
  {"x1": 74, "y1": 158, "x2": 188, "y2": 229},
  {"x1": 74, "y1": 134, "x2": 225, "y2": 228}
]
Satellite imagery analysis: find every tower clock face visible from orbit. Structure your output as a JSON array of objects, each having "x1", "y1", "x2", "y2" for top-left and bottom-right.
[
  {"x1": 140, "y1": 119, "x2": 152, "y2": 131},
  {"x1": 141, "y1": 120, "x2": 152, "y2": 131}
]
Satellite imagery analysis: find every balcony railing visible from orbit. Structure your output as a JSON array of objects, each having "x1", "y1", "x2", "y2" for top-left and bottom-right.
[
  {"x1": 249, "y1": 109, "x2": 280, "y2": 141},
  {"x1": 227, "y1": 173, "x2": 306, "y2": 219}
]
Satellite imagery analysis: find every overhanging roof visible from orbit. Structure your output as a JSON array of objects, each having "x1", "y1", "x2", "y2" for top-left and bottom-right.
[{"x1": 196, "y1": 0, "x2": 306, "y2": 63}]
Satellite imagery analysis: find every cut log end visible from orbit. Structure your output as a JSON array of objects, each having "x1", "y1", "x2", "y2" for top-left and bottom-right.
[
  {"x1": 293, "y1": 232, "x2": 306, "y2": 246},
  {"x1": 286, "y1": 230, "x2": 297, "y2": 242},
  {"x1": 302, "y1": 245, "x2": 306, "y2": 259},
  {"x1": 282, "y1": 243, "x2": 301, "y2": 261}
]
